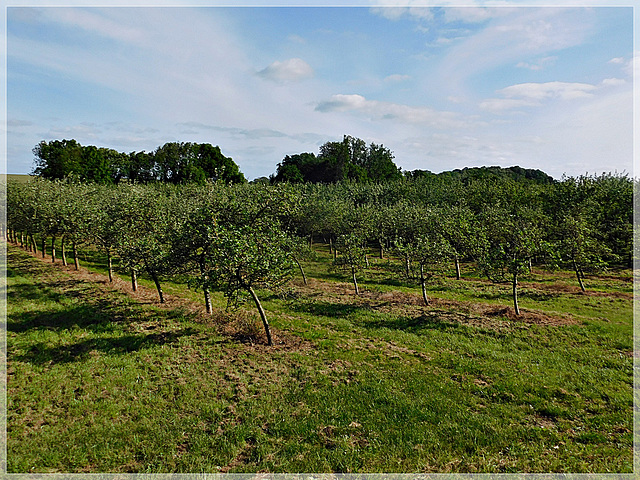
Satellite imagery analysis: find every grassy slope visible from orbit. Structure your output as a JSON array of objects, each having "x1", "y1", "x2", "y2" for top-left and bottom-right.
[{"x1": 6, "y1": 245, "x2": 634, "y2": 473}]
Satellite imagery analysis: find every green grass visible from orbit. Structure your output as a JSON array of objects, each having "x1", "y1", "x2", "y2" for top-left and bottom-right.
[{"x1": 6, "y1": 244, "x2": 634, "y2": 473}]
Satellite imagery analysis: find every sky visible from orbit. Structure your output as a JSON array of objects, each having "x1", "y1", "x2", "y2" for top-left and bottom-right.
[{"x1": 3, "y1": 1, "x2": 637, "y2": 180}]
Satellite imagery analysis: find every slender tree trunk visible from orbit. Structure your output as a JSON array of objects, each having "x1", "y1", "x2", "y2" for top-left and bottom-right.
[
  {"x1": 29, "y1": 234, "x2": 37, "y2": 254},
  {"x1": 247, "y1": 286, "x2": 273, "y2": 346},
  {"x1": 328, "y1": 238, "x2": 333, "y2": 256},
  {"x1": 309, "y1": 234, "x2": 313, "y2": 249},
  {"x1": 51, "y1": 236, "x2": 56, "y2": 263},
  {"x1": 107, "y1": 250, "x2": 113, "y2": 282},
  {"x1": 199, "y1": 257, "x2": 212, "y2": 314},
  {"x1": 293, "y1": 256, "x2": 307, "y2": 285},
  {"x1": 365, "y1": 254, "x2": 369, "y2": 268},
  {"x1": 405, "y1": 255, "x2": 411, "y2": 278},
  {"x1": 60, "y1": 236, "x2": 67, "y2": 266},
  {"x1": 72, "y1": 241, "x2": 80, "y2": 270},
  {"x1": 351, "y1": 266, "x2": 360, "y2": 296},
  {"x1": 454, "y1": 254, "x2": 461, "y2": 280},
  {"x1": 379, "y1": 240, "x2": 384, "y2": 259},
  {"x1": 573, "y1": 259, "x2": 586, "y2": 292},
  {"x1": 131, "y1": 268, "x2": 138, "y2": 292},
  {"x1": 19, "y1": 232, "x2": 24, "y2": 248},
  {"x1": 512, "y1": 272, "x2": 520, "y2": 315},
  {"x1": 148, "y1": 268, "x2": 164, "y2": 303},
  {"x1": 420, "y1": 264, "x2": 429, "y2": 306},
  {"x1": 203, "y1": 288, "x2": 212, "y2": 314},
  {"x1": 41, "y1": 237, "x2": 46, "y2": 259}
]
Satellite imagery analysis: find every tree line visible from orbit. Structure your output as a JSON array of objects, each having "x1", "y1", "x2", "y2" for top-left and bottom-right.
[
  {"x1": 32, "y1": 135, "x2": 555, "y2": 187},
  {"x1": 32, "y1": 139, "x2": 246, "y2": 184},
  {"x1": 5, "y1": 173, "x2": 633, "y2": 344}
]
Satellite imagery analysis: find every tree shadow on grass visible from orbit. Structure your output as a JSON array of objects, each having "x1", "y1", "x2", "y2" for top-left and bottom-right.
[
  {"x1": 7, "y1": 292, "x2": 155, "y2": 334},
  {"x1": 289, "y1": 300, "x2": 362, "y2": 318},
  {"x1": 12, "y1": 327, "x2": 199, "y2": 365},
  {"x1": 356, "y1": 311, "x2": 465, "y2": 334},
  {"x1": 7, "y1": 278, "x2": 97, "y2": 305}
]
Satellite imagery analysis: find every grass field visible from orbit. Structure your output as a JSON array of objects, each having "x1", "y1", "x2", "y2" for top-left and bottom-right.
[
  {"x1": 5, "y1": 242, "x2": 635, "y2": 473},
  {"x1": 4, "y1": 174, "x2": 33, "y2": 183}
]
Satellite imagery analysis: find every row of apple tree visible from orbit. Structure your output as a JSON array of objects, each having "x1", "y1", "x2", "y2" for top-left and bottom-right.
[{"x1": 5, "y1": 173, "x2": 633, "y2": 343}]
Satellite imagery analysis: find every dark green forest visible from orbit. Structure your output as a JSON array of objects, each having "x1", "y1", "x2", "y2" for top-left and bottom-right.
[{"x1": 32, "y1": 135, "x2": 555, "y2": 186}]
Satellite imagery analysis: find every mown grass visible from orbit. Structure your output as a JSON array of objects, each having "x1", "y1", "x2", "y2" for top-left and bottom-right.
[{"x1": 6, "y1": 244, "x2": 634, "y2": 473}]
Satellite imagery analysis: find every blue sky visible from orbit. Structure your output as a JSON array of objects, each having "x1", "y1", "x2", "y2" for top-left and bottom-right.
[{"x1": 4, "y1": 1, "x2": 636, "y2": 180}]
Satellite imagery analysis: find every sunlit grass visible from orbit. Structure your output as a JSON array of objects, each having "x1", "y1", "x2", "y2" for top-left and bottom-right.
[{"x1": 6, "y1": 244, "x2": 633, "y2": 473}]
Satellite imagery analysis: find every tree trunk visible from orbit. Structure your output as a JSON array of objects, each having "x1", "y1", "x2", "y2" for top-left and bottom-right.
[
  {"x1": 203, "y1": 288, "x2": 212, "y2": 314},
  {"x1": 131, "y1": 269, "x2": 138, "y2": 292},
  {"x1": 30, "y1": 235, "x2": 38, "y2": 254},
  {"x1": 293, "y1": 256, "x2": 307, "y2": 285},
  {"x1": 199, "y1": 257, "x2": 212, "y2": 313},
  {"x1": 41, "y1": 237, "x2": 46, "y2": 259},
  {"x1": 20, "y1": 232, "x2": 24, "y2": 248},
  {"x1": 107, "y1": 250, "x2": 113, "y2": 282},
  {"x1": 379, "y1": 241, "x2": 384, "y2": 259},
  {"x1": 405, "y1": 255, "x2": 411, "y2": 278},
  {"x1": 351, "y1": 266, "x2": 360, "y2": 296},
  {"x1": 454, "y1": 254, "x2": 461, "y2": 280},
  {"x1": 329, "y1": 238, "x2": 333, "y2": 255},
  {"x1": 51, "y1": 236, "x2": 56, "y2": 263},
  {"x1": 364, "y1": 254, "x2": 369, "y2": 268},
  {"x1": 72, "y1": 241, "x2": 80, "y2": 270},
  {"x1": 512, "y1": 272, "x2": 520, "y2": 315},
  {"x1": 247, "y1": 286, "x2": 273, "y2": 346},
  {"x1": 148, "y1": 268, "x2": 164, "y2": 303},
  {"x1": 420, "y1": 264, "x2": 429, "y2": 306},
  {"x1": 573, "y1": 259, "x2": 586, "y2": 292},
  {"x1": 60, "y1": 236, "x2": 67, "y2": 266}
]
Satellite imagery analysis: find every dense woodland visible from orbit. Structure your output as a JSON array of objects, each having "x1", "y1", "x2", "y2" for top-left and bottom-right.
[
  {"x1": 5, "y1": 169, "x2": 633, "y2": 345},
  {"x1": 32, "y1": 135, "x2": 557, "y2": 186},
  {"x1": 32, "y1": 139, "x2": 245, "y2": 184}
]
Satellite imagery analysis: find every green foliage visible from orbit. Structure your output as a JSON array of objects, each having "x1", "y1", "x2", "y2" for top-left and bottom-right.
[
  {"x1": 272, "y1": 135, "x2": 401, "y2": 184},
  {"x1": 32, "y1": 139, "x2": 245, "y2": 185}
]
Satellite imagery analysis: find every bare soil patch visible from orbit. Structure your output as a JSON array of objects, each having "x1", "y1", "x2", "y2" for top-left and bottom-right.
[
  {"x1": 523, "y1": 281, "x2": 632, "y2": 299},
  {"x1": 294, "y1": 278, "x2": 579, "y2": 329}
]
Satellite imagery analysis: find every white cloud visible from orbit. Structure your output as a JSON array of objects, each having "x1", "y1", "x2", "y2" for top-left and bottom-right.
[
  {"x1": 256, "y1": 58, "x2": 314, "y2": 83},
  {"x1": 315, "y1": 93, "x2": 472, "y2": 129},
  {"x1": 437, "y1": 8, "x2": 595, "y2": 94},
  {"x1": 384, "y1": 74, "x2": 411, "y2": 83},
  {"x1": 499, "y1": 81, "x2": 597, "y2": 101},
  {"x1": 479, "y1": 97, "x2": 537, "y2": 113},
  {"x1": 480, "y1": 81, "x2": 601, "y2": 113},
  {"x1": 516, "y1": 55, "x2": 557, "y2": 70},
  {"x1": 601, "y1": 77, "x2": 626, "y2": 87},
  {"x1": 370, "y1": 6, "x2": 434, "y2": 22}
]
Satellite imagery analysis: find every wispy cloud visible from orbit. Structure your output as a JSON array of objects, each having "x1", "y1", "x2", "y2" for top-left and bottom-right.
[
  {"x1": 437, "y1": 8, "x2": 595, "y2": 94},
  {"x1": 315, "y1": 93, "x2": 472, "y2": 129},
  {"x1": 516, "y1": 55, "x2": 557, "y2": 70},
  {"x1": 384, "y1": 74, "x2": 411, "y2": 83},
  {"x1": 256, "y1": 58, "x2": 314, "y2": 83},
  {"x1": 480, "y1": 78, "x2": 627, "y2": 113}
]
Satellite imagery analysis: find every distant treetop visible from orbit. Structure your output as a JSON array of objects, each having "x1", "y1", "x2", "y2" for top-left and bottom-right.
[
  {"x1": 32, "y1": 139, "x2": 245, "y2": 184},
  {"x1": 405, "y1": 165, "x2": 555, "y2": 185},
  {"x1": 271, "y1": 135, "x2": 402, "y2": 184}
]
